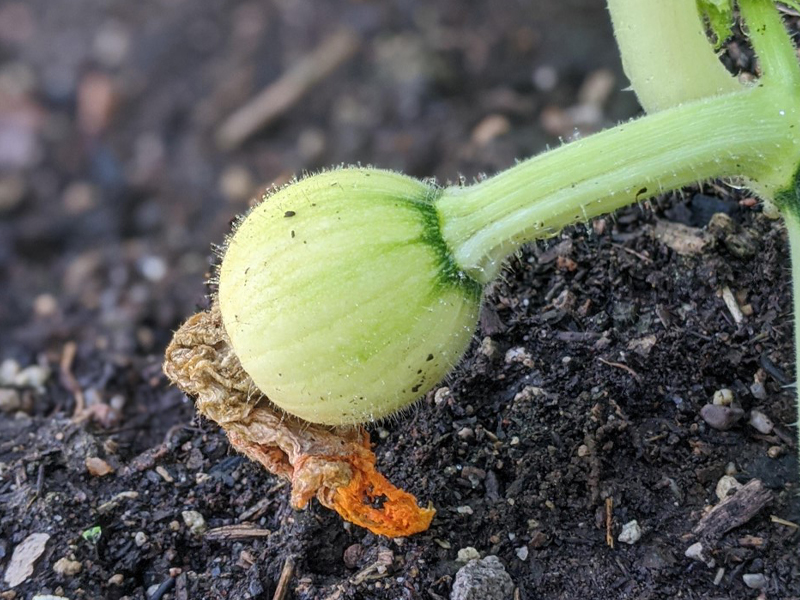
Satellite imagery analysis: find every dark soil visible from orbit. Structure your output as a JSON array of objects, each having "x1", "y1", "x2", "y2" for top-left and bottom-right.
[{"x1": 0, "y1": 1, "x2": 798, "y2": 599}]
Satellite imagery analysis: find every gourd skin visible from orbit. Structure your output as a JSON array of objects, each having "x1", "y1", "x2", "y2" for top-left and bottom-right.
[{"x1": 218, "y1": 169, "x2": 482, "y2": 425}]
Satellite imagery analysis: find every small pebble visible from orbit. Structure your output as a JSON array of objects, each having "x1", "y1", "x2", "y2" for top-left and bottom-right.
[
  {"x1": 433, "y1": 387, "x2": 452, "y2": 406},
  {"x1": 33, "y1": 294, "x2": 58, "y2": 318},
  {"x1": 471, "y1": 114, "x2": 511, "y2": 147},
  {"x1": 618, "y1": 520, "x2": 642, "y2": 545},
  {"x1": 0, "y1": 389, "x2": 21, "y2": 413},
  {"x1": 456, "y1": 547, "x2": 481, "y2": 563},
  {"x1": 296, "y1": 128, "x2": 326, "y2": 161},
  {"x1": 182, "y1": 510, "x2": 206, "y2": 535},
  {"x1": 185, "y1": 448, "x2": 204, "y2": 471},
  {"x1": 743, "y1": 573, "x2": 767, "y2": 589},
  {"x1": 343, "y1": 543, "x2": 363, "y2": 569},
  {"x1": 93, "y1": 21, "x2": 131, "y2": 67},
  {"x1": 700, "y1": 404, "x2": 744, "y2": 430},
  {"x1": 218, "y1": 165, "x2": 255, "y2": 203},
  {"x1": 513, "y1": 386, "x2": 545, "y2": 402},
  {"x1": 134, "y1": 532, "x2": 147, "y2": 547},
  {"x1": 715, "y1": 475, "x2": 742, "y2": 500},
  {"x1": 108, "y1": 574, "x2": 124, "y2": 585},
  {"x1": 685, "y1": 542, "x2": 715, "y2": 567},
  {"x1": 457, "y1": 427, "x2": 474, "y2": 440},
  {"x1": 456, "y1": 505, "x2": 474, "y2": 515},
  {"x1": 451, "y1": 555, "x2": 514, "y2": 600},
  {"x1": 577, "y1": 444, "x2": 589, "y2": 457},
  {"x1": 750, "y1": 381, "x2": 767, "y2": 401},
  {"x1": 712, "y1": 388, "x2": 734, "y2": 406},
  {"x1": 13, "y1": 365, "x2": 50, "y2": 389},
  {"x1": 155, "y1": 466, "x2": 173, "y2": 483},
  {"x1": 138, "y1": 255, "x2": 167, "y2": 282},
  {"x1": 85, "y1": 457, "x2": 114, "y2": 477},
  {"x1": 32, "y1": 596, "x2": 69, "y2": 600},
  {"x1": 52, "y1": 557, "x2": 81, "y2": 576},
  {"x1": 515, "y1": 546, "x2": 529, "y2": 561},
  {"x1": 767, "y1": 445, "x2": 785, "y2": 458},
  {"x1": 0, "y1": 358, "x2": 20, "y2": 384},
  {"x1": 748, "y1": 410, "x2": 774, "y2": 434},
  {"x1": 479, "y1": 337, "x2": 499, "y2": 360},
  {"x1": 504, "y1": 346, "x2": 533, "y2": 367}
]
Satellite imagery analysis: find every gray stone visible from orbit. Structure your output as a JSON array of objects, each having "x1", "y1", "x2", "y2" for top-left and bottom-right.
[
  {"x1": 451, "y1": 555, "x2": 514, "y2": 600},
  {"x1": 743, "y1": 573, "x2": 767, "y2": 589},
  {"x1": 748, "y1": 410, "x2": 774, "y2": 435},
  {"x1": 700, "y1": 404, "x2": 744, "y2": 431}
]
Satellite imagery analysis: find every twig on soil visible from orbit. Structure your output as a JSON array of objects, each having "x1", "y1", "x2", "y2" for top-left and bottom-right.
[
  {"x1": 148, "y1": 577, "x2": 175, "y2": 600},
  {"x1": 60, "y1": 341, "x2": 85, "y2": 419},
  {"x1": 605, "y1": 497, "x2": 614, "y2": 548},
  {"x1": 204, "y1": 524, "x2": 272, "y2": 540},
  {"x1": 272, "y1": 556, "x2": 296, "y2": 600},
  {"x1": 770, "y1": 515, "x2": 799, "y2": 529},
  {"x1": 597, "y1": 357, "x2": 641, "y2": 383},
  {"x1": 97, "y1": 490, "x2": 139, "y2": 514},
  {"x1": 611, "y1": 243, "x2": 652, "y2": 263},
  {"x1": 238, "y1": 481, "x2": 287, "y2": 521},
  {"x1": 216, "y1": 29, "x2": 360, "y2": 150},
  {"x1": 693, "y1": 479, "x2": 773, "y2": 542},
  {"x1": 34, "y1": 462, "x2": 44, "y2": 498}
]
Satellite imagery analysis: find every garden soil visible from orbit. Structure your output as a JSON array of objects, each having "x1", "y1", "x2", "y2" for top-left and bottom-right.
[{"x1": 0, "y1": 0, "x2": 798, "y2": 598}]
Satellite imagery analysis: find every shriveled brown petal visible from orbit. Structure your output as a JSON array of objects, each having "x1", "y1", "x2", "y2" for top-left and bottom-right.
[{"x1": 163, "y1": 303, "x2": 434, "y2": 537}]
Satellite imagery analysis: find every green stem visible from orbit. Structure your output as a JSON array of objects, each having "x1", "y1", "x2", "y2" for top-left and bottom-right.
[
  {"x1": 607, "y1": 0, "x2": 740, "y2": 112},
  {"x1": 786, "y1": 214, "x2": 800, "y2": 458},
  {"x1": 739, "y1": 0, "x2": 800, "y2": 89},
  {"x1": 437, "y1": 84, "x2": 799, "y2": 283}
]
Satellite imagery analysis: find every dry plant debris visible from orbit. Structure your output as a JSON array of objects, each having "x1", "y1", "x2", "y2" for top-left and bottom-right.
[{"x1": 163, "y1": 303, "x2": 434, "y2": 537}]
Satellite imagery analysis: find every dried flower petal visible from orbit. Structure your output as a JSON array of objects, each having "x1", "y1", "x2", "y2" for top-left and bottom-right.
[{"x1": 164, "y1": 304, "x2": 434, "y2": 537}]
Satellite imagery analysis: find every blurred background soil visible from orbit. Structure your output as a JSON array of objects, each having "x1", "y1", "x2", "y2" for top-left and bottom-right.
[{"x1": 0, "y1": 0, "x2": 797, "y2": 598}]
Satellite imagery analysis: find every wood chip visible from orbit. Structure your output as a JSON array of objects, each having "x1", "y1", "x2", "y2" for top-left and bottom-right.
[
  {"x1": 350, "y1": 547, "x2": 393, "y2": 585},
  {"x1": 693, "y1": 479, "x2": 772, "y2": 542},
  {"x1": 60, "y1": 341, "x2": 85, "y2": 419},
  {"x1": 721, "y1": 286, "x2": 744, "y2": 324},
  {"x1": 653, "y1": 219, "x2": 710, "y2": 256},
  {"x1": 204, "y1": 524, "x2": 272, "y2": 540},
  {"x1": 272, "y1": 556, "x2": 295, "y2": 600},
  {"x1": 3, "y1": 532, "x2": 50, "y2": 587},
  {"x1": 216, "y1": 29, "x2": 360, "y2": 150}
]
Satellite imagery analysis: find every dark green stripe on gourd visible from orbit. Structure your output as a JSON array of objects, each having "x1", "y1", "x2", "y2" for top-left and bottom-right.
[{"x1": 773, "y1": 162, "x2": 800, "y2": 218}]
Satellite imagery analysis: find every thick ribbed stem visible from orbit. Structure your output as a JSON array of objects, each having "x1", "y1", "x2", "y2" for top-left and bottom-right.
[{"x1": 437, "y1": 85, "x2": 798, "y2": 282}]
